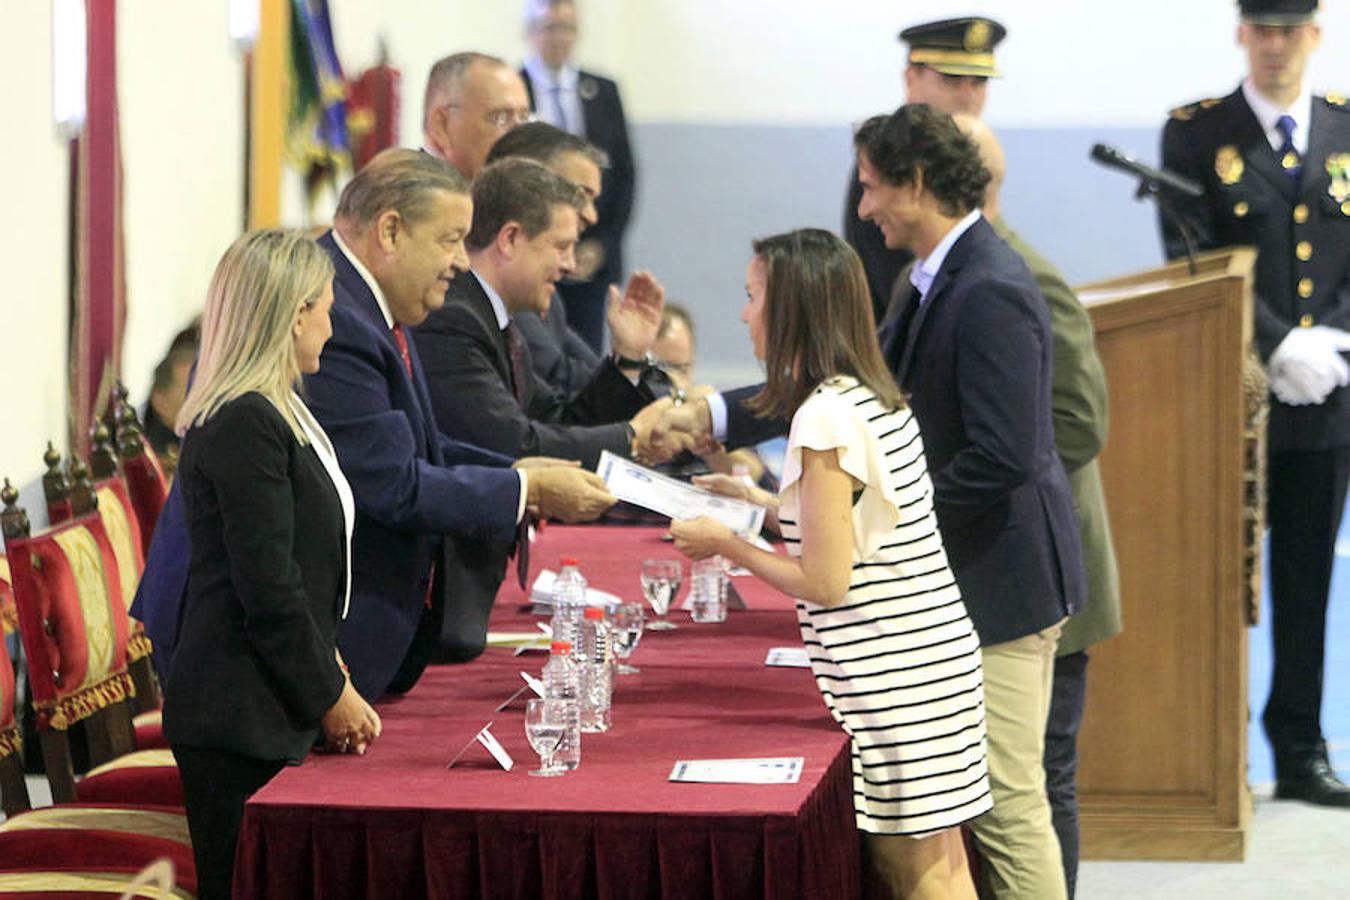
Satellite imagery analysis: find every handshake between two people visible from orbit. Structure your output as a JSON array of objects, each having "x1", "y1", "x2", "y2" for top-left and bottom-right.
[{"x1": 508, "y1": 398, "x2": 709, "y2": 524}]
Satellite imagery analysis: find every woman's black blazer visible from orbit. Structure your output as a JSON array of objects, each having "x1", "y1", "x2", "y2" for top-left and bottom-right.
[{"x1": 164, "y1": 392, "x2": 347, "y2": 762}]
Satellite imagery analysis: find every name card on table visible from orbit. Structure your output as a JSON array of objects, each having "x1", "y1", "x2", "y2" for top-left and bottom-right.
[
  {"x1": 447, "y1": 722, "x2": 515, "y2": 771},
  {"x1": 492, "y1": 672, "x2": 544, "y2": 713},
  {"x1": 669, "y1": 757, "x2": 804, "y2": 785},
  {"x1": 764, "y1": 647, "x2": 811, "y2": 668}
]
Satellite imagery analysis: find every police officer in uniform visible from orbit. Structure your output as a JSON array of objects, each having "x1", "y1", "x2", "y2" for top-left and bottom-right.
[
  {"x1": 842, "y1": 16, "x2": 1006, "y2": 322},
  {"x1": 1160, "y1": 0, "x2": 1350, "y2": 807}
]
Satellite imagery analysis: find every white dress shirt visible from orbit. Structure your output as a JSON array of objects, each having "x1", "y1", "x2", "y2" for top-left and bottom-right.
[{"x1": 1243, "y1": 78, "x2": 1312, "y2": 155}]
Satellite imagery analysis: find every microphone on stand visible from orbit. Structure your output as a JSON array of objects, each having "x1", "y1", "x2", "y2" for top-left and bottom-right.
[
  {"x1": 1089, "y1": 143, "x2": 1202, "y2": 274},
  {"x1": 1089, "y1": 144, "x2": 1203, "y2": 197}
]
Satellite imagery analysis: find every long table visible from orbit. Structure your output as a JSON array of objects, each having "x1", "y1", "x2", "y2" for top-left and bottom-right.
[{"x1": 235, "y1": 527, "x2": 862, "y2": 899}]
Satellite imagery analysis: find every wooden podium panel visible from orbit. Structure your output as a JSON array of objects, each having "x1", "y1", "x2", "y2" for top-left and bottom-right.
[{"x1": 1073, "y1": 250, "x2": 1256, "y2": 861}]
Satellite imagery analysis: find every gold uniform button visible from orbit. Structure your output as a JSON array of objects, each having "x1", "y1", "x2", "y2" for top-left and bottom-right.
[
  {"x1": 1282, "y1": 151, "x2": 1299, "y2": 169},
  {"x1": 1294, "y1": 204, "x2": 1310, "y2": 223},
  {"x1": 1297, "y1": 241, "x2": 1313, "y2": 261},
  {"x1": 1234, "y1": 201, "x2": 1250, "y2": 217},
  {"x1": 1299, "y1": 278, "x2": 1314, "y2": 298},
  {"x1": 1343, "y1": 200, "x2": 1350, "y2": 216},
  {"x1": 1300, "y1": 314, "x2": 1315, "y2": 327}
]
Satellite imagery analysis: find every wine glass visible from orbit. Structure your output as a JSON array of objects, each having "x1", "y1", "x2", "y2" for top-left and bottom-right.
[
  {"x1": 640, "y1": 559, "x2": 682, "y2": 630},
  {"x1": 524, "y1": 698, "x2": 567, "y2": 777},
  {"x1": 612, "y1": 602, "x2": 645, "y2": 674}
]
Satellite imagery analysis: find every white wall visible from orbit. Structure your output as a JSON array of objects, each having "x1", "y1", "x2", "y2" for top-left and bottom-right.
[
  {"x1": 5, "y1": 0, "x2": 1350, "y2": 498},
  {"x1": 1, "y1": 4, "x2": 71, "y2": 515}
]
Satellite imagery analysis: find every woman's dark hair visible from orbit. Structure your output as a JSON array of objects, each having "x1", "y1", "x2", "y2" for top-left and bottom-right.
[
  {"x1": 853, "y1": 104, "x2": 990, "y2": 217},
  {"x1": 746, "y1": 228, "x2": 903, "y2": 419}
]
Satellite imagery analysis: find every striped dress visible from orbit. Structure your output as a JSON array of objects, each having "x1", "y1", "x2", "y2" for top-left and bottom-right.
[{"x1": 779, "y1": 376, "x2": 991, "y2": 836}]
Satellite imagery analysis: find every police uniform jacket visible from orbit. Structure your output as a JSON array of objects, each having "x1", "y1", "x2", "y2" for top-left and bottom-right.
[{"x1": 1161, "y1": 85, "x2": 1350, "y2": 451}]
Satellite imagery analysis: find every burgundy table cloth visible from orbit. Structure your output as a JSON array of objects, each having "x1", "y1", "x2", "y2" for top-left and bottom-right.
[{"x1": 235, "y1": 527, "x2": 861, "y2": 899}]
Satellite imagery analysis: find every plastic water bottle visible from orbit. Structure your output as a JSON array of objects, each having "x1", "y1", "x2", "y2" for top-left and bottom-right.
[
  {"x1": 551, "y1": 558, "x2": 587, "y2": 652},
  {"x1": 578, "y1": 606, "x2": 613, "y2": 733},
  {"x1": 541, "y1": 640, "x2": 582, "y2": 770}
]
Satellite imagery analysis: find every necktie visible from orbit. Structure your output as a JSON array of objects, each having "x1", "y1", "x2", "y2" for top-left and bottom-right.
[
  {"x1": 504, "y1": 321, "x2": 527, "y2": 406},
  {"x1": 549, "y1": 85, "x2": 570, "y2": 134},
  {"x1": 1276, "y1": 114, "x2": 1302, "y2": 185},
  {"x1": 391, "y1": 324, "x2": 413, "y2": 377},
  {"x1": 502, "y1": 320, "x2": 533, "y2": 588},
  {"x1": 391, "y1": 323, "x2": 435, "y2": 604}
]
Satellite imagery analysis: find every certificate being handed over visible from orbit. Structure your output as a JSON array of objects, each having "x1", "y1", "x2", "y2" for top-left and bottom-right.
[{"x1": 596, "y1": 451, "x2": 766, "y2": 535}]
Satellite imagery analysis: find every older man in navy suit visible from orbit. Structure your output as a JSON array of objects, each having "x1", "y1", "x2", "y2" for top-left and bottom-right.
[{"x1": 309, "y1": 149, "x2": 614, "y2": 698}]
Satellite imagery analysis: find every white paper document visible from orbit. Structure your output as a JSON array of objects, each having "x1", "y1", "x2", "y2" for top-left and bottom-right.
[
  {"x1": 669, "y1": 757, "x2": 804, "y2": 784},
  {"x1": 529, "y1": 569, "x2": 622, "y2": 609},
  {"x1": 597, "y1": 451, "x2": 766, "y2": 535},
  {"x1": 764, "y1": 647, "x2": 812, "y2": 668}
]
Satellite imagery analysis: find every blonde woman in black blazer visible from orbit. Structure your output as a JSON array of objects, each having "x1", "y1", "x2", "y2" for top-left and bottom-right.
[{"x1": 164, "y1": 229, "x2": 380, "y2": 899}]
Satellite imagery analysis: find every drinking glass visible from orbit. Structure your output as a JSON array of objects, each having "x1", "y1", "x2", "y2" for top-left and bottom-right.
[
  {"x1": 690, "y1": 556, "x2": 728, "y2": 623},
  {"x1": 524, "y1": 698, "x2": 568, "y2": 777},
  {"x1": 640, "y1": 559, "x2": 682, "y2": 630},
  {"x1": 612, "y1": 602, "x2": 645, "y2": 674}
]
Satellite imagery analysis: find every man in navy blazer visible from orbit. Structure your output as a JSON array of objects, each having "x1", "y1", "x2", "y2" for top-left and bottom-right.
[{"x1": 520, "y1": 0, "x2": 636, "y2": 352}]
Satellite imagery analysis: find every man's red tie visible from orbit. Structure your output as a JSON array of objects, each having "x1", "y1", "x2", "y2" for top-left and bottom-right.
[
  {"x1": 391, "y1": 322, "x2": 433, "y2": 604},
  {"x1": 391, "y1": 324, "x2": 414, "y2": 377}
]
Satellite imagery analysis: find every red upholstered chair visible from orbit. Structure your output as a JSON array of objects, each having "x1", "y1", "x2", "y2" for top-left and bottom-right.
[
  {"x1": 0, "y1": 804, "x2": 197, "y2": 896},
  {"x1": 0, "y1": 552, "x2": 14, "y2": 637},
  {"x1": 47, "y1": 434, "x2": 165, "y2": 727},
  {"x1": 0, "y1": 480, "x2": 180, "y2": 808},
  {"x1": 1, "y1": 626, "x2": 31, "y2": 818},
  {"x1": 112, "y1": 392, "x2": 169, "y2": 557}
]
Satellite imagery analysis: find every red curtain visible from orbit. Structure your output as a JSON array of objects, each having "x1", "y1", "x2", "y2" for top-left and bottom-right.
[{"x1": 70, "y1": 0, "x2": 126, "y2": 460}]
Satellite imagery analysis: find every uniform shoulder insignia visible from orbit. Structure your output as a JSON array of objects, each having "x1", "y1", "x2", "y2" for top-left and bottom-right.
[
  {"x1": 1323, "y1": 93, "x2": 1348, "y2": 109},
  {"x1": 1169, "y1": 98, "x2": 1221, "y2": 122}
]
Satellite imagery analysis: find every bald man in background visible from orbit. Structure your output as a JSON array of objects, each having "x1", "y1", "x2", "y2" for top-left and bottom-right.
[{"x1": 422, "y1": 51, "x2": 533, "y2": 180}]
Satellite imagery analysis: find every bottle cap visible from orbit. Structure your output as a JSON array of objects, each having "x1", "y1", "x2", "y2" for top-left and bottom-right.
[
  {"x1": 550, "y1": 640, "x2": 572, "y2": 654},
  {"x1": 583, "y1": 606, "x2": 604, "y2": 620},
  {"x1": 560, "y1": 557, "x2": 579, "y2": 567}
]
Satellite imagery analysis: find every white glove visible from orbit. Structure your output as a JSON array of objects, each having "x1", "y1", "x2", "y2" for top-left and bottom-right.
[{"x1": 1268, "y1": 326, "x2": 1350, "y2": 406}]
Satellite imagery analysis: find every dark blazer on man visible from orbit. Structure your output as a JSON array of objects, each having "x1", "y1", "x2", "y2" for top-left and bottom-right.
[
  {"x1": 881, "y1": 217, "x2": 1085, "y2": 645},
  {"x1": 413, "y1": 271, "x2": 650, "y2": 469},
  {"x1": 513, "y1": 295, "x2": 602, "y2": 397},
  {"x1": 164, "y1": 393, "x2": 347, "y2": 762},
  {"x1": 305, "y1": 233, "x2": 522, "y2": 699},
  {"x1": 1161, "y1": 86, "x2": 1350, "y2": 452},
  {"x1": 521, "y1": 68, "x2": 635, "y2": 289}
]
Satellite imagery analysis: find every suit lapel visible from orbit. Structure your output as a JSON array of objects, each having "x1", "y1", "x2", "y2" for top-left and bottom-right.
[
  {"x1": 460, "y1": 273, "x2": 515, "y2": 386},
  {"x1": 1229, "y1": 89, "x2": 1298, "y2": 200},
  {"x1": 320, "y1": 231, "x2": 437, "y2": 460},
  {"x1": 1301, "y1": 98, "x2": 1335, "y2": 201},
  {"x1": 893, "y1": 220, "x2": 983, "y2": 387}
]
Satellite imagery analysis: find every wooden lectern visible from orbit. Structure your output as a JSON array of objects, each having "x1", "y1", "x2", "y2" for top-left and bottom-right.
[{"x1": 1073, "y1": 249, "x2": 1260, "y2": 861}]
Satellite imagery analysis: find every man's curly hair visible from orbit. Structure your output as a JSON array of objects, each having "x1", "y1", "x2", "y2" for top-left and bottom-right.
[{"x1": 853, "y1": 104, "x2": 990, "y2": 217}]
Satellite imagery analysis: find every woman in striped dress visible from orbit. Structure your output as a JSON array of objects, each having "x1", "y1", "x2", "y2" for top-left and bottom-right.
[{"x1": 671, "y1": 229, "x2": 988, "y2": 899}]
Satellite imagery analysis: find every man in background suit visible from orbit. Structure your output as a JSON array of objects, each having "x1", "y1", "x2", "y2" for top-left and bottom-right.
[
  {"x1": 308, "y1": 149, "x2": 614, "y2": 699},
  {"x1": 1161, "y1": 0, "x2": 1350, "y2": 806},
  {"x1": 422, "y1": 52, "x2": 532, "y2": 180},
  {"x1": 413, "y1": 158, "x2": 668, "y2": 470},
  {"x1": 843, "y1": 16, "x2": 1006, "y2": 323},
  {"x1": 521, "y1": 0, "x2": 637, "y2": 353}
]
